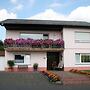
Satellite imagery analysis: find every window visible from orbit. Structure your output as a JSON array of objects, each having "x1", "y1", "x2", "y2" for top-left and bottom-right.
[
  {"x1": 75, "y1": 53, "x2": 80, "y2": 63},
  {"x1": 75, "y1": 53, "x2": 90, "y2": 64},
  {"x1": 75, "y1": 32, "x2": 90, "y2": 43},
  {"x1": 15, "y1": 55, "x2": 24, "y2": 63},
  {"x1": 20, "y1": 33, "x2": 49, "y2": 39},
  {"x1": 43, "y1": 34, "x2": 48, "y2": 39},
  {"x1": 81, "y1": 54, "x2": 90, "y2": 63}
]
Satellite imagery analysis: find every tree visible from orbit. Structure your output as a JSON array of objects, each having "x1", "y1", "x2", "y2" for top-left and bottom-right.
[
  {"x1": 0, "y1": 40, "x2": 4, "y2": 51},
  {"x1": 0, "y1": 40, "x2": 3, "y2": 46}
]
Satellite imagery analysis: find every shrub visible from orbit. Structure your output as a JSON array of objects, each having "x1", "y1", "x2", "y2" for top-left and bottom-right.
[
  {"x1": 0, "y1": 40, "x2": 3, "y2": 46},
  {"x1": 0, "y1": 46, "x2": 4, "y2": 51},
  {"x1": 33, "y1": 63, "x2": 38, "y2": 70},
  {"x1": 7, "y1": 60, "x2": 15, "y2": 69},
  {"x1": 0, "y1": 40, "x2": 4, "y2": 51}
]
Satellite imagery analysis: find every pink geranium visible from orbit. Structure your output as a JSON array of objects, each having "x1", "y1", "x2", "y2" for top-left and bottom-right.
[{"x1": 4, "y1": 38, "x2": 64, "y2": 48}]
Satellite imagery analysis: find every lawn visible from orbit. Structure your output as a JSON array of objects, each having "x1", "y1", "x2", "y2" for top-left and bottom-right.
[{"x1": 81, "y1": 70, "x2": 90, "y2": 72}]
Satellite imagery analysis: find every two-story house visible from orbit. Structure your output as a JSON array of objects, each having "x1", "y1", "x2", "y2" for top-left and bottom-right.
[{"x1": 0, "y1": 19, "x2": 90, "y2": 71}]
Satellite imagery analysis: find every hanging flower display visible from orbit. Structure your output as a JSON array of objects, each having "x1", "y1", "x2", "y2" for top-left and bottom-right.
[{"x1": 4, "y1": 38, "x2": 64, "y2": 48}]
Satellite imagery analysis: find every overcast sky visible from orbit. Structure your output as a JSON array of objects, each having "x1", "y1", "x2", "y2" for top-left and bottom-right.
[{"x1": 0, "y1": 0, "x2": 90, "y2": 40}]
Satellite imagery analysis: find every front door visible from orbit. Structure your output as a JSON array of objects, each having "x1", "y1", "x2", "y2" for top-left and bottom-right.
[{"x1": 47, "y1": 52, "x2": 59, "y2": 70}]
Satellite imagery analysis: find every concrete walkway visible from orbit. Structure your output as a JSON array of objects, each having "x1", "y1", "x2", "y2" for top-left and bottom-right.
[
  {"x1": 53, "y1": 71, "x2": 90, "y2": 85},
  {"x1": 0, "y1": 71, "x2": 90, "y2": 90}
]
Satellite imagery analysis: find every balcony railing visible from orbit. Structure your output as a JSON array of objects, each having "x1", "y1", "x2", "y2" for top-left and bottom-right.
[{"x1": 4, "y1": 38, "x2": 64, "y2": 52}]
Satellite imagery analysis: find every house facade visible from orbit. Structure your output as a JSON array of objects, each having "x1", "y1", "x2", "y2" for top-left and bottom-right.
[{"x1": 0, "y1": 19, "x2": 90, "y2": 71}]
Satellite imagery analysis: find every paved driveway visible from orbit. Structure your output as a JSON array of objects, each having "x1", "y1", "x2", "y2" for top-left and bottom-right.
[
  {"x1": 53, "y1": 71, "x2": 90, "y2": 85},
  {"x1": 0, "y1": 71, "x2": 90, "y2": 90}
]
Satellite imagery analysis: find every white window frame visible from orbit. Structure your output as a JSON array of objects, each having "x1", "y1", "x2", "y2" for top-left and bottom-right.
[
  {"x1": 20, "y1": 33, "x2": 49, "y2": 39},
  {"x1": 75, "y1": 32, "x2": 90, "y2": 43},
  {"x1": 75, "y1": 53, "x2": 90, "y2": 64},
  {"x1": 14, "y1": 54, "x2": 25, "y2": 64},
  {"x1": 80, "y1": 54, "x2": 90, "y2": 64}
]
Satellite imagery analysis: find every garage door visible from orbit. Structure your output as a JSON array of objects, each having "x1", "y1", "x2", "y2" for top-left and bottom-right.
[{"x1": 0, "y1": 56, "x2": 5, "y2": 71}]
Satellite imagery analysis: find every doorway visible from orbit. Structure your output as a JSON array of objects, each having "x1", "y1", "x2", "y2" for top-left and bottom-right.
[{"x1": 47, "y1": 52, "x2": 59, "y2": 70}]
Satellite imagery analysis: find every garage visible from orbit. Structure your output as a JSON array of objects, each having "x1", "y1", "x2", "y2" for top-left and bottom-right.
[
  {"x1": 0, "y1": 51, "x2": 5, "y2": 71},
  {"x1": 0, "y1": 56, "x2": 5, "y2": 71}
]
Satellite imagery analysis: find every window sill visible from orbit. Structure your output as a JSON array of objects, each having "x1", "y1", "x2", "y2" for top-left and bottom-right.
[
  {"x1": 75, "y1": 41, "x2": 90, "y2": 43},
  {"x1": 75, "y1": 63, "x2": 90, "y2": 65},
  {"x1": 15, "y1": 63, "x2": 31, "y2": 65}
]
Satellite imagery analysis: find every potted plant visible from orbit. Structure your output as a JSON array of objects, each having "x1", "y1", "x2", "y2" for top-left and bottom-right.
[
  {"x1": 33, "y1": 63, "x2": 38, "y2": 71},
  {"x1": 7, "y1": 60, "x2": 15, "y2": 71}
]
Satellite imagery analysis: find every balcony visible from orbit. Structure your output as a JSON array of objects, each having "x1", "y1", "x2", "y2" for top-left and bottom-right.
[{"x1": 4, "y1": 38, "x2": 64, "y2": 52}]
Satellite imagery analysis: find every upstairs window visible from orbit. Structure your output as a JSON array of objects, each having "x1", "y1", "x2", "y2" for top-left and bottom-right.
[
  {"x1": 43, "y1": 34, "x2": 48, "y2": 39},
  {"x1": 75, "y1": 32, "x2": 90, "y2": 43},
  {"x1": 20, "y1": 33, "x2": 48, "y2": 39}
]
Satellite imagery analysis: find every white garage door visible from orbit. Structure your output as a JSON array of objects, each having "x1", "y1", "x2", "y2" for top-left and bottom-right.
[{"x1": 0, "y1": 56, "x2": 5, "y2": 71}]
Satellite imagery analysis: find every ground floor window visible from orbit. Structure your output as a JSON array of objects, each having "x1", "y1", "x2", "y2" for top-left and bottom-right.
[
  {"x1": 75, "y1": 53, "x2": 90, "y2": 64},
  {"x1": 15, "y1": 55, "x2": 24, "y2": 63}
]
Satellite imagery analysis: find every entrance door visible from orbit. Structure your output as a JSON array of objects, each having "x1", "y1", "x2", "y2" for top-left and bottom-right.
[{"x1": 47, "y1": 52, "x2": 59, "y2": 70}]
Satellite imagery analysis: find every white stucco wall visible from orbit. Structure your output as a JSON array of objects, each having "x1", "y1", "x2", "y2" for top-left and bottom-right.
[
  {"x1": 6, "y1": 30, "x2": 62, "y2": 40},
  {"x1": 5, "y1": 30, "x2": 61, "y2": 69},
  {"x1": 63, "y1": 27, "x2": 90, "y2": 68},
  {"x1": 30, "y1": 52, "x2": 47, "y2": 67},
  {"x1": 5, "y1": 51, "x2": 14, "y2": 67},
  {"x1": 6, "y1": 30, "x2": 20, "y2": 39},
  {"x1": 6, "y1": 28, "x2": 90, "y2": 70},
  {"x1": 5, "y1": 51, "x2": 47, "y2": 68}
]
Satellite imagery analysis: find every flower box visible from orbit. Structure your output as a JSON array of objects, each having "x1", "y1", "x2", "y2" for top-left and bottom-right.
[{"x1": 4, "y1": 38, "x2": 64, "y2": 49}]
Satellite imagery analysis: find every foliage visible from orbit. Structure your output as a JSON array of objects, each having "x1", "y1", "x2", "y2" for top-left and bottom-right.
[
  {"x1": 4, "y1": 38, "x2": 15, "y2": 47},
  {"x1": 0, "y1": 40, "x2": 3, "y2": 46},
  {"x1": 4, "y1": 38, "x2": 64, "y2": 48},
  {"x1": 7, "y1": 60, "x2": 15, "y2": 68},
  {"x1": 33, "y1": 63, "x2": 38, "y2": 70},
  {"x1": 0, "y1": 40, "x2": 4, "y2": 51},
  {"x1": 0, "y1": 46, "x2": 4, "y2": 51}
]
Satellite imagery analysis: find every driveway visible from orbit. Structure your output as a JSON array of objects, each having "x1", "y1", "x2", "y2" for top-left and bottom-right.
[
  {"x1": 0, "y1": 71, "x2": 90, "y2": 90},
  {"x1": 53, "y1": 71, "x2": 90, "y2": 85}
]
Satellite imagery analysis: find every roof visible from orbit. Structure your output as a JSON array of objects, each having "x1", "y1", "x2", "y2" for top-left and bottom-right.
[{"x1": 1, "y1": 19, "x2": 90, "y2": 27}]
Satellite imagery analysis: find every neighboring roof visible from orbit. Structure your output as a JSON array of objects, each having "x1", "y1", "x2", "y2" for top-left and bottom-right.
[{"x1": 1, "y1": 19, "x2": 90, "y2": 27}]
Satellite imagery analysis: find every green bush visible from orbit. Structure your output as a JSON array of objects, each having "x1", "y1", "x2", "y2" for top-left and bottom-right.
[
  {"x1": 0, "y1": 40, "x2": 4, "y2": 51},
  {"x1": 0, "y1": 46, "x2": 4, "y2": 51},
  {"x1": 33, "y1": 63, "x2": 38, "y2": 70},
  {"x1": 7, "y1": 60, "x2": 15, "y2": 68},
  {"x1": 0, "y1": 40, "x2": 3, "y2": 46}
]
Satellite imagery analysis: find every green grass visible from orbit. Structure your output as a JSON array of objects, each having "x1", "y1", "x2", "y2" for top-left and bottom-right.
[{"x1": 81, "y1": 70, "x2": 90, "y2": 72}]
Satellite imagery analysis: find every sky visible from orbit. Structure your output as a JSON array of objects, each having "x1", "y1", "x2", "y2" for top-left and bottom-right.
[{"x1": 0, "y1": 0, "x2": 90, "y2": 41}]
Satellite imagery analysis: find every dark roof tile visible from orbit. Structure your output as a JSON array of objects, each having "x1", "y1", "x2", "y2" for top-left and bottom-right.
[{"x1": 0, "y1": 19, "x2": 90, "y2": 27}]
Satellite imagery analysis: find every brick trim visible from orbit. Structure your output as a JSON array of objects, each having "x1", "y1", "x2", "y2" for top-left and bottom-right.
[
  {"x1": 64, "y1": 67, "x2": 90, "y2": 71},
  {"x1": 5, "y1": 67, "x2": 47, "y2": 72}
]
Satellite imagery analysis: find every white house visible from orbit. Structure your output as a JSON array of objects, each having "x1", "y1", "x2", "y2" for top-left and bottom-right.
[{"x1": 0, "y1": 19, "x2": 90, "y2": 71}]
